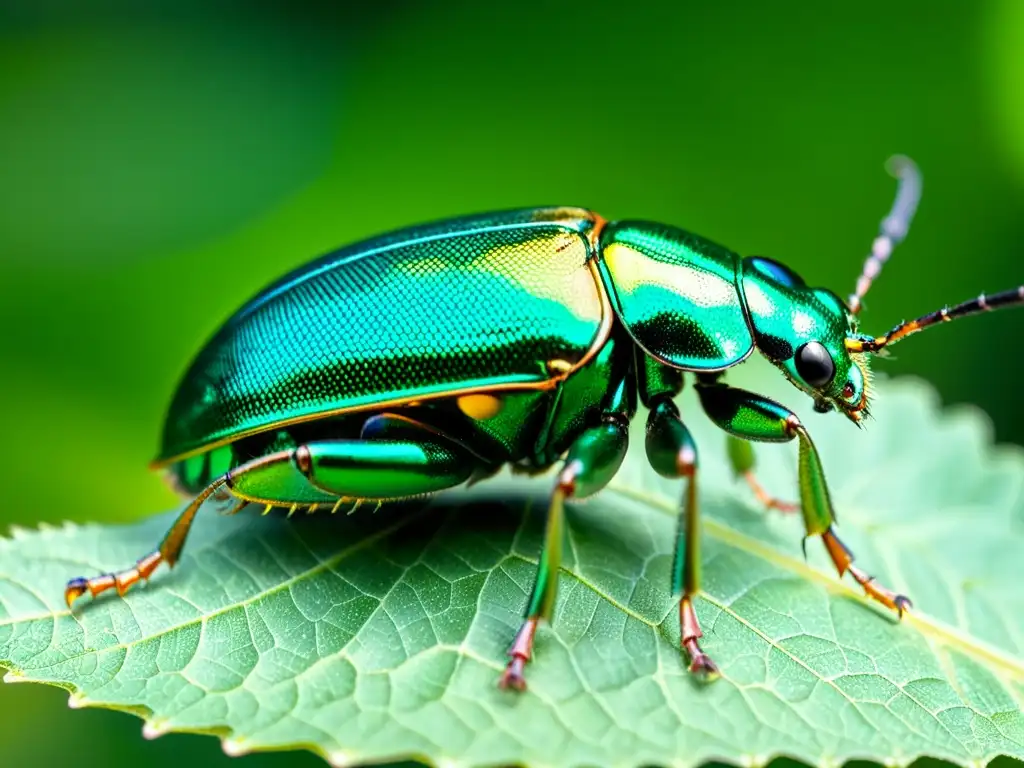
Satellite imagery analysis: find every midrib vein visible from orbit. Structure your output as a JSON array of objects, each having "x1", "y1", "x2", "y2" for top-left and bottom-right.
[{"x1": 607, "y1": 483, "x2": 1024, "y2": 682}]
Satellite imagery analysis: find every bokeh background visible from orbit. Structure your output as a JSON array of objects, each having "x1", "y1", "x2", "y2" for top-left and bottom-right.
[{"x1": 2, "y1": 0, "x2": 1024, "y2": 765}]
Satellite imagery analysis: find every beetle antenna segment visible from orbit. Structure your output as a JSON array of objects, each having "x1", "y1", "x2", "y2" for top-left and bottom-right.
[
  {"x1": 848, "y1": 155, "x2": 922, "y2": 314},
  {"x1": 846, "y1": 285, "x2": 1024, "y2": 353}
]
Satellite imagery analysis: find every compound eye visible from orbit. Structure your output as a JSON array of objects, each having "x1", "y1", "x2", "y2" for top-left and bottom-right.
[{"x1": 794, "y1": 341, "x2": 835, "y2": 388}]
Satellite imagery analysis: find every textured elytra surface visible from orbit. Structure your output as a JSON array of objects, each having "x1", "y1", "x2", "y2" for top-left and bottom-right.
[
  {"x1": 160, "y1": 207, "x2": 603, "y2": 462},
  {"x1": 1, "y1": 367, "x2": 1023, "y2": 767}
]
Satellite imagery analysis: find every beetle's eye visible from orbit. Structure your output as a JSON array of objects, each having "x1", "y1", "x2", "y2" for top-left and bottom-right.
[{"x1": 794, "y1": 341, "x2": 835, "y2": 388}]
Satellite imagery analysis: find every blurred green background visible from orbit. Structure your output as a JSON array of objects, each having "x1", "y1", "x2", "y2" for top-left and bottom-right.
[{"x1": 2, "y1": 0, "x2": 1023, "y2": 765}]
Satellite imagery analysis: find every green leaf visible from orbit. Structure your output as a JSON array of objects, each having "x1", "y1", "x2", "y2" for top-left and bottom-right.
[{"x1": 1, "y1": 365, "x2": 1023, "y2": 767}]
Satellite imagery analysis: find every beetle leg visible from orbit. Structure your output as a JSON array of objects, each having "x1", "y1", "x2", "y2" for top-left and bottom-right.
[
  {"x1": 742, "y1": 470, "x2": 799, "y2": 514},
  {"x1": 725, "y1": 436, "x2": 798, "y2": 514},
  {"x1": 499, "y1": 417, "x2": 629, "y2": 691},
  {"x1": 644, "y1": 397, "x2": 718, "y2": 679},
  {"x1": 66, "y1": 425, "x2": 487, "y2": 608},
  {"x1": 65, "y1": 476, "x2": 229, "y2": 607},
  {"x1": 294, "y1": 436, "x2": 479, "y2": 500},
  {"x1": 696, "y1": 380, "x2": 911, "y2": 616}
]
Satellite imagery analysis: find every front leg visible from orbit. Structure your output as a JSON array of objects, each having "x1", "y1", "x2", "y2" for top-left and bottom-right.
[{"x1": 696, "y1": 380, "x2": 911, "y2": 616}]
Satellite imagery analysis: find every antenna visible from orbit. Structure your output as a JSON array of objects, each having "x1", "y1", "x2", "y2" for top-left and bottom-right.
[
  {"x1": 846, "y1": 285, "x2": 1024, "y2": 353},
  {"x1": 848, "y1": 155, "x2": 922, "y2": 314}
]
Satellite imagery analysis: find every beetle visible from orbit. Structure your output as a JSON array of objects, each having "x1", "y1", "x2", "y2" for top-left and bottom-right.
[{"x1": 65, "y1": 156, "x2": 1023, "y2": 689}]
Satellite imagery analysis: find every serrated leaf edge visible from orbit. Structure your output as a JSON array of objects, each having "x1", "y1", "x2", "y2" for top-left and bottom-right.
[
  {"x1": 3, "y1": 484, "x2": 1021, "y2": 768},
  {"x1": 1, "y1": 377, "x2": 1023, "y2": 768}
]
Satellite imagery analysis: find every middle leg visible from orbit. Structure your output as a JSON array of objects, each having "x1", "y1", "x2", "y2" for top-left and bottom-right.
[
  {"x1": 499, "y1": 416, "x2": 630, "y2": 690},
  {"x1": 645, "y1": 396, "x2": 719, "y2": 678},
  {"x1": 696, "y1": 371, "x2": 796, "y2": 514},
  {"x1": 726, "y1": 435, "x2": 799, "y2": 514}
]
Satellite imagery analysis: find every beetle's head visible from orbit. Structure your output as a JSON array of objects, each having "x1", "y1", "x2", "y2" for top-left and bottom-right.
[
  {"x1": 738, "y1": 156, "x2": 927, "y2": 424},
  {"x1": 743, "y1": 156, "x2": 1024, "y2": 423},
  {"x1": 741, "y1": 257, "x2": 871, "y2": 424}
]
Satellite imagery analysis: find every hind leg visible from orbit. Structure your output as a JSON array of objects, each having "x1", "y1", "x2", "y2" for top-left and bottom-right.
[{"x1": 65, "y1": 419, "x2": 485, "y2": 607}]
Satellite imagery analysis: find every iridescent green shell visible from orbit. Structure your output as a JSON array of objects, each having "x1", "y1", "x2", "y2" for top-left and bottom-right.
[
  {"x1": 596, "y1": 221, "x2": 754, "y2": 371},
  {"x1": 157, "y1": 208, "x2": 607, "y2": 463}
]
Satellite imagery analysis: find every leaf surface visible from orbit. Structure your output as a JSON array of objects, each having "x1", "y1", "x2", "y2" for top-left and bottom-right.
[{"x1": 1, "y1": 368, "x2": 1023, "y2": 767}]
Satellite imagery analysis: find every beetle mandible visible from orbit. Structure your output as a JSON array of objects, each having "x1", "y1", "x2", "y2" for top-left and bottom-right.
[{"x1": 65, "y1": 157, "x2": 1022, "y2": 689}]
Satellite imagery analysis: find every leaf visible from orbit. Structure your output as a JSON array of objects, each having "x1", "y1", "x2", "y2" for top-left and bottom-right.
[{"x1": 1, "y1": 364, "x2": 1023, "y2": 767}]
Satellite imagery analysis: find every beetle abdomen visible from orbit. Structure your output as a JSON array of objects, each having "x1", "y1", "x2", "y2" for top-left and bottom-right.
[{"x1": 157, "y1": 208, "x2": 608, "y2": 464}]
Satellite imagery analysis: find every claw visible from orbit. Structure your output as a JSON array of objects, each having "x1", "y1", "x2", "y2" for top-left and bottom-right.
[
  {"x1": 64, "y1": 578, "x2": 88, "y2": 608},
  {"x1": 680, "y1": 597, "x2": 719, "y2": 682},
  {"x1": 685, "y1": 646, "x2": 720, "y2": 681},
  {"x1": 498, "y1": 657, "x2": 528, "y2": 691},
  {"x1": 498, "y1": 617, "x2": 537, "y2": 692},
  {"x1": 64, "y1": 551, "x2": 164, "y2": 609},
  {"x1": 848, "y1": 563, "x2": 912, "y2": 616},
  {"x1": 823, "y1": 528, "x2": 913, "y2": 618},
  {"x1": 894, "y1": 594, "x2": 913, "y2": 617}
]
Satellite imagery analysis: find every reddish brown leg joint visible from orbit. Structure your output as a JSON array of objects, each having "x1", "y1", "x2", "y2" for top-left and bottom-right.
[
  {"x1": 743, "y1": 471, "x2": 798, "y2": 514},
  {"x1": 498, "y1": 617, "x2": 538, "y2": 691},
  {"x1": 680, "y1": 597, "x2": 719, "y2": 680},
  {"x1": 64, "y1": 551, "x2": 165, "y2": 609},
  {"x1": 821, "y1": 528, "x2": 911, "y2": 617}
]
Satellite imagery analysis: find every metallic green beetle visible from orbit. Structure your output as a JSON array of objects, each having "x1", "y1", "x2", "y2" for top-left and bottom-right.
[{"x1": 66, "y1": 157, "x2": 1024, "y2": 689}]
